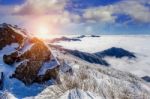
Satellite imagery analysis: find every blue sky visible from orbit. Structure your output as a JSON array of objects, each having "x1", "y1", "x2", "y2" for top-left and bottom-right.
[
  {"x1": 0, "y1": 0, "x2": 25, "y2": 5},
  {"x1": 0, "y1": 0, "x2": 150, "y2": 34}
]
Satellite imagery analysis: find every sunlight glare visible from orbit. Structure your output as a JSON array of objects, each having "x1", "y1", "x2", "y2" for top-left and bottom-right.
[{"x1": 36, "y1": 26, "x2": 50, "y2": 39}]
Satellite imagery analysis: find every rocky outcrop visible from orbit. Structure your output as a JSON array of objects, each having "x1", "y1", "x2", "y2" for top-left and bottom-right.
[
  {"x1": 0, "y1": 23, "x2": 26, "y2": 50},
  {"x1": 0, "y1": 23, "x2": 60, "y2": 86}
]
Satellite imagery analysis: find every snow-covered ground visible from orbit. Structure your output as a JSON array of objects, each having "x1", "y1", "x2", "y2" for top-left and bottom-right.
[
  {"x1": 0, "y1": 43, "x2": 50, "y2": 98},
  {"x1": 33, "y1": 48, "x2": 150, "y2": 99},
  {"x1": 1, "y1": 34, "x2": 150, "y2": 99},
  {"x1": 54, "y1": 35, "x2": 150, "y2": 77}
]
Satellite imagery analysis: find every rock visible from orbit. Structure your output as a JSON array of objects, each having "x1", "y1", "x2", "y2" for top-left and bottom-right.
[
  {"x1": 35, "y1": 66, "x2": 60, "y2": 83},
  {"x1": 90, "y1": 35, "x2": 100, "y2": 37},
  {"x1": 3, "y1": 51, "x2": 19, "y2": 65},
  {"x1": 0, "y1": 72, "x2": 4, "y2": 90},
  {"x1": 0, "y1": 23, "x2": 60, "y2": 85},
  {"x1": 9, "y1": 38, "x2": 59, "y2": 85},
  {"x1": 17, "y1": 38, "x2": 51, "y2": 62},
  {"x1": 12, "y1": 61, "x2": 43, "y2": 85},
  {"x1": 0, "y1": 23, "x2": 25, "y2": 50},
  {"x1": 76, "y1": 35, "x2": 86, "y2": 39},
  {"x1": 142, "y1": 76, "x2": 150, "y2": 82}
]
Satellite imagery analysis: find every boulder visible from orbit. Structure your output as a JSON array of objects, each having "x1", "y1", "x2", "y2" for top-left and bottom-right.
[
  {"x1": 3, "y1": 51, "x2": 19, "y2": 65},
  {"x1": 8, "y1": 38, "x2": 59, "y2": 85},
  {"x1": 35, "y1": 66, "x2": 60, "y2": 83},
  {"x1": 11, "y1": 61, "x2": 43, "y2": 85},
  {"x1": 0, "y1": 23, "x2": 60, "y2": 85},
  {"x1": 0, "y1": 23, "x2": 25, "y2": 50},
  {"x1": 18, "y1": 37, "x2": 51, "y2": 62}
]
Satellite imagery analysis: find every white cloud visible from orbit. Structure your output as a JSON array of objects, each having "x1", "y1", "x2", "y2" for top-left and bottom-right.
[
  {"x1": 1, "y1": 0, "x2": 149, "y2": 24},
  {"x1": 114, "y1": 0, "x2": 150, "y2": 23},
  {"x1": 82, "y1": 0, "x2": 150, "y2": 23},
  {"x1": 14, "y1": 0, "x2": 67, "y2": 15},
  {"x1": 0, "y1": 0, "x2": 82, "y2": 34},
  {"x1": 83, "y1": 7, "x2": 116, "y2": 23},
  {"x1": 0, "y1": 0, "x2": 150, "y2": 34}
]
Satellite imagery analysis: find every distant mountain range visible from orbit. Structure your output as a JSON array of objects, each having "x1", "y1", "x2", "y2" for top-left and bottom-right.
[
  {"x1": 48, "y1": 35, "x2": 100, "y2": 43},
  {"x1": 50, "y1": 44, "x2": 136, "y2": 66}
]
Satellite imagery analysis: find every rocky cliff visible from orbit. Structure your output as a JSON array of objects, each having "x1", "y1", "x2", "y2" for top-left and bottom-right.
[{"x1": 0, "y1": 23, "x2": 60, "y2": 86}]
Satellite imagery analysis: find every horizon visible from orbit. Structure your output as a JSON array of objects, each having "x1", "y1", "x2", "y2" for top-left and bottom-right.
[{"x1": 0, "y1": 0, "x2": 150, "y2": 35}]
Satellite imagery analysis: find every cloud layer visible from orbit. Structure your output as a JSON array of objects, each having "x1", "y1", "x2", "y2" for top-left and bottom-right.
[{"x1": 0, "y1": 0, "x2": 150, "y2": 34}]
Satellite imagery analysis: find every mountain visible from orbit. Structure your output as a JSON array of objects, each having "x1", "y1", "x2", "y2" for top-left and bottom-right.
[
  {"x1": 49, "y1": 35, "x2": 150, "y2": 79},
  {"x1": 94, "y1": 47, "x2": 136, "y2": 58},
  {"x1": 64, "y1": 49, "x2": 109, "y2": 66},
  {"x1": 33, "y1": 46, "x2": 150, "y2": 99},
  {"x1": 75, "y1": 35, "x2": 100, "y2": 39},
  {"x1": 142, "y1": 76, "x2": 150, "y2": 82},
  {"x1": 0, "y1": 23, "x2": 60, "y2": 98},
  {"x1": 49, "y1": 36, "x2": 81, "y2": 43},
  {"x1": 49, "y1": 45, "x2": 136, "y2": 66},
  {"x1": 0, "y1": 23, "x2": 150, "y2": 99}
]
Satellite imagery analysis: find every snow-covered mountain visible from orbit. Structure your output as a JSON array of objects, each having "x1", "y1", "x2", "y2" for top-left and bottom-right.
[
  {"x1": 49, "y1": 36, "x2": 81, "y2": 43},
  {"x1": 0, "y1": 24, "x2": 150, "y2": 99},
  {"x1": 53, "y1": 35, "x2": 150, "y2": 78},
  {"x1": 49, "y1": 45, "x2": 136, "y2": 66},
  {"x1": 94, "y1": 47, "x2": 136, "y2": 59},
  {"x1": 32, "y1": 46, "x2": 150, "y2": 99}
]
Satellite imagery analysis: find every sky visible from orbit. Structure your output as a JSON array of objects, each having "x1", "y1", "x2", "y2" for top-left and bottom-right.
[{"x1": 0, "y1": 0, "x2": 150, "y2": 35}]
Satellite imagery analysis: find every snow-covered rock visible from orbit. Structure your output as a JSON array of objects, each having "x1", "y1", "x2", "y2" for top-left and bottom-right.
[
  {"x1": 0, "y1": 23, "x2": 26, "y2": 50},
  {"x1": 0, "y1": 24, "x2": 60, "y2": 98}
]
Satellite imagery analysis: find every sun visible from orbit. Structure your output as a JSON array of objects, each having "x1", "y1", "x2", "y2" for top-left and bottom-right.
[
  {"x1": 28, "y1": 21, "x2": 58, "y2": 39},
  {"x1": 38, "y1": 27, "x2": 49, "y2": 34},
  {"x1": 36, "y1": 26, "x2": 50, "y2": 39}
]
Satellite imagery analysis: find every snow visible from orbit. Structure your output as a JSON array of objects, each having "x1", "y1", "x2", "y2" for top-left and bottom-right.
[
  {"x1": 33, "y1": 49, "x2": 150, "y2": 99},
  {"x1": 54, "y1": 35, "x2": 150, "y2": 77},
  {"x1": 1, "y1": 35, "x2": 150, "y2": 99},
  {"x1": 0, "y1": 43, "x2": 19, "y2": 56},
  {"x1": 59, "y1": 89, "x2": 103, "y2": 99},
  {"x1": 38, "y1": 56, "x2": 60, "y2": 76},
  {"x1": 60, "y1": 60, "x2": 72, "y2": 73},
  {"x1": 8, "y1": 26, "x2": 27, "y2": 38},
  {"x1": 0, "y1": 43, "x2": 50, "y2": 98},
  {"x1": 0, "y1": 43, "x2": 19, "y2": 78},
  {"x1": 0, "y1": 91, "x2": 17, "y2": 99},
  {"x1": 18, "y1": 39, "x2": 34, "y2": 54}
]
